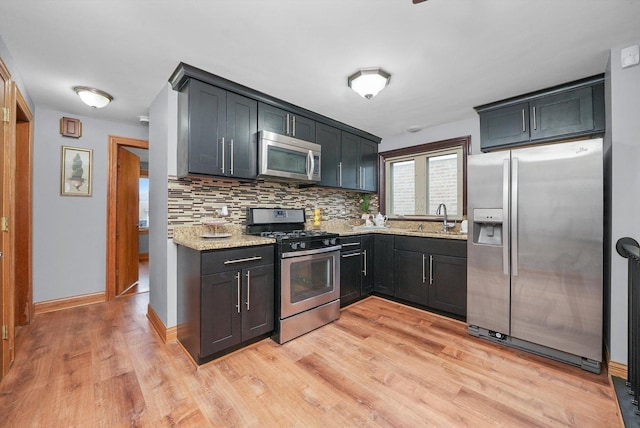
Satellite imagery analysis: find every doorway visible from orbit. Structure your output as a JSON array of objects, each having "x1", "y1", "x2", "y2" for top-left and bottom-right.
[
  {"x1": 106, "y1": 136, "x2": 149, "y2": 300},
  {"x1": 0, "y1": 58, "x2": 34, "y2": 381}
]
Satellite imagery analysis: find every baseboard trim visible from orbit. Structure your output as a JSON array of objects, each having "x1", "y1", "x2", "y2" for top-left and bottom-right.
[
  {"x1": 139, "y1": 253, "x2": 149, "y2": 261},
  {"x1": 608, "y1": 360, "x2": 628, "y2": 379},
  {"x1": 34, "y1": 292, "x2": 106, "y2": 315},
  {"x1": 146, "y1": 304, "x2": 177, "y2": 344}
]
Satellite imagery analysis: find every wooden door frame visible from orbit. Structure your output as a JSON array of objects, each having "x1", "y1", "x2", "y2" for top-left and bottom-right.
[{"x1": 106, "y1": 135, "x2": 148, "y2": 301}]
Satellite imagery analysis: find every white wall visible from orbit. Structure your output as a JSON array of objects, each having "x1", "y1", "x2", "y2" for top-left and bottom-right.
[
  {"x1": 32, "y1": 107, "x2": 148, "y2": 302},
  {"x1": 148, "y1": 83, "x2": 177, "y2": 326},
  {"x1": 607, "y1": 42, "x2": 640, "y2": 365},
  {"x1": 380, "y1": 117, "x2": 480, "y2": 154}
]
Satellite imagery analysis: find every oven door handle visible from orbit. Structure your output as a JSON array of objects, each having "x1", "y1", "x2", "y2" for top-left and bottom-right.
[{"x1": 281, "y1": 245, "x2": 342, "y2": 258}]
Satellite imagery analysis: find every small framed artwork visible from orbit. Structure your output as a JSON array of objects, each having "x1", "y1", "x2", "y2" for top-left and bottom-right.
[
  {"x1": 60, "y1": 117, "x2": 82, "y2": 138},
  {"x1": 61, "y1": 146, "x2": 93, "y2": 196}
]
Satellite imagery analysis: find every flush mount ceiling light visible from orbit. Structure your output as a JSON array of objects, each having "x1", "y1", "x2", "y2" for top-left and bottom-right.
[
  {"x1": 348, "y1": 68, "x2": 391, "y2": 99},
  {"x1": 73, "y1": 86, "x2": 113, "y2": 108}
]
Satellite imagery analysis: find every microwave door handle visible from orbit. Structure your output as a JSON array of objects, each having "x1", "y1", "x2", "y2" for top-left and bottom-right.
[{"x1": 307, "y1": 150, "x2": 314, "y2": 180}]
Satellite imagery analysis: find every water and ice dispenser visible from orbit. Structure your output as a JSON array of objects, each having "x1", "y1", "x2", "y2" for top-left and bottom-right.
[{"x1": 472, "y1": 208, "x2": 503, "y2": 246}]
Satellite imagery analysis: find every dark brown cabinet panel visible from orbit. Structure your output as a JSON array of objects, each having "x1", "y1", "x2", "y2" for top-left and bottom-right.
[
  {"x1": 177, "y1": 245, "x2": 274, "y2": 364},
  {"x1": 258, "y1": 103, "x2": 316, "y2": 142},
  {"x1": 394, "y1": 249, "x2": 428, "y2": 305},
  {"x1": 178, "y1": 79, "x2": 257, "y2": 179},
  {"x1": 361, "y1": 235, "x2": 374, "y2": 295},
  {"x1": 373, "y1": 234, "x2": 394, "y2": 295},
  {"x1": 428, "y1": 255, "x2": 467, "y2": 317},
  {"x1": 477, "y1": 76, "x2": 604, "y2": 152},
  {"x1": 316, "y1": 123, "x2": 341, "y2": 188}
]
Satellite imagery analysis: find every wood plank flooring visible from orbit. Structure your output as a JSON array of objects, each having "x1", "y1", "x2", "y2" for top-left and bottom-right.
[{"x1": 0, "y1": 293, "x2": 622, "y2": 427}]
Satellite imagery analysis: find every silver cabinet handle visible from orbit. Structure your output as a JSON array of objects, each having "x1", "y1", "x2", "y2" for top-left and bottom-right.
[
  {"x1": 230, "y1": 139, "x2": 234, "y2": 175},
  {"x1": 532, "y1": 106, "x2": 537, "y2": 130},
  {"x1": 512, "y1": 158, "x2": 519, "y2": 276},
  {"x1": 338, "y1": 162, "x2": 343, "y2": 187},
  {"x1": 521, "y1": 109, "x2": 526, "y2": 132},
  {"x1": 224, "y1": 256, "x2": 262, "y2": 265},
  {"x1": 342, "y1": 252, "x2": 361, "y2": 258},
  {"x1": 429, "y1": 255, "x2": 433, "y2": 285},
  {"x1": 422, "y1": 254, "x2": 426, "y2": 284},
  {"x1": 341, "y1": 242, "x2": 360, "y2": 247},
  {"x1": 307, "y1": 150, "x2": 314, "y2": 180},
  {"x1": 235, "y1": 272, "x2": 241, "y2": 314},
  {"x1": 286, "y1": 113, "x2": 290, "y2": 135},
  {"x1": 245, "y1": 270, "x2": 251, "y2": 311},
  {"x1": 292, "y1": 115, "x2": 296, "y2": 136},
  {"x1": 502, "y1": 159, "x2": 510, "y2": 276},
  {"x1": 362, "y1": 250, "x2": 367, "y2": 276},
  {"x1": 220, "y1": 137, "x2": 225, "y2": 174}
]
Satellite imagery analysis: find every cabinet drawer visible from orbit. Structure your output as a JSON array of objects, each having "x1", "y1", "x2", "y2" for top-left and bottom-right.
[
  {"x1": 339, "y1": 236, "x2": 361, "y2": 250},
  {"x1": 394, "y1": 236, "x2": 466, "y2": 257},
  {"x1": 201, "y1": 245, "x2": 274, "y2": 275}
]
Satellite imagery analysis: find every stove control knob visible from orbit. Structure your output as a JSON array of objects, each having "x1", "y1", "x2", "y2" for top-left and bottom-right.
[
  {"x1": 330, "y1": 238, "x2": 337, "y2": 246},
  {"x1": 291, "y1": 242, "x2": 299, "y2": 250},
  {"x1": 300, "y1": 242, "x2": 306, "y2": 249}
]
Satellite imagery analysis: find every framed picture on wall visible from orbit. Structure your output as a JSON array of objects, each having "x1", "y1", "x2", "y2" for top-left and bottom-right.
[{"x1": 60, "y1": 146, "x2": 93, "y2": 196}]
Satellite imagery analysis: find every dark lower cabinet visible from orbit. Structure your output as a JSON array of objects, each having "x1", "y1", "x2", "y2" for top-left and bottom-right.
[
  {"x1": 392, "y1": 236, "x2": 467, "y2": 318},
  {"x1": 340, "y1": 236, "x2": 363, "y2": 307},
  {"x1": 178, "y1": 245, "x2": 274, "y2": 364},
  {"x1": 361, "y1": 235, "x2": 374, "y2": 295},
  {"x1": 429, "y1": 254, "x2": 467, "y2": 317},
  {"x1": 373, "y1": 234, "x2": 394, "y2": 295}
]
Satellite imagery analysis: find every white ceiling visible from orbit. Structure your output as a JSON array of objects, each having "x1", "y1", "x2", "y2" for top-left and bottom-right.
[{"x1": 1, "y1": 0, "x2": 639, "y2": 140}]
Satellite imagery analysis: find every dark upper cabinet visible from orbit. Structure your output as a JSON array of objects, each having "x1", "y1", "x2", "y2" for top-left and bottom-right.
[
  {"x1": 340, "y1": 132, "x2": 360, "y2": 190},
  {"x1": 373, "y1": 234, "x2": 394, "y2": 296},
  {"x1": 479, "y1": 102, "x2": 530, "y2": 151},
  {"x1": 258, "y1": 103, "x2": 316, "y2": 142},
  {"x1": 359, "y1": 139, "x2": 378, "y2": 192},
  {"x1": 316, "y1": 123, "x2": 341, "y2": 187},
  {"x1": 178, "y1": 78, "x2": 257, "y2": 179},
  {"x1": 529, "y1": 86, "x2": 594, "y2": 141},
  {"x1": 477, "y1": 76, "x2": 605, "y2": 152}
]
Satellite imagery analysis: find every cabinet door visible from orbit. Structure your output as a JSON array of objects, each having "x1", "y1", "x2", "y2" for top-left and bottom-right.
[
  {"x1": 359, "y1": 139, "x2": 378, "y2": 192},
  {"x1": 394, "y1": 249, "x2": 428, "y2": 305},
  {"x1": 258, "y1": 103, "x2": 288, "y2": 135},
  {"x1": 373, "y1": 235, "x2": 394, "y2": 295},
  {"x1": 187, "y1": 80, "x2": 226, "y2": 175},
  {"x1": 480, "y1": 102, "x2": 529, "y2": 151},
  {"x1": 226, "y1": 92, "x2": 257, "y2": 179},
  {"x1": 201, "y1": 271, "x2": 242, "y2": 357},
  {"x1": 316, "y1": 123, "x2": 340, "y2": 187},
  {"x1": 340, "y1": 131, "x2": 360, "y2": 190},
  {"x1": 428, "y1": 255, "x2": 467, "y2": 317},
  {"x1": 291, "y1": 114, "x2": 316, "y2": 142},
  {"x1": 529, "y1": 86, "x2": 593, "y2": 141},
  {"x1": 241, "y1": 264, "x2": 275, "y2": 340},
  {"x1": 361, "y1": 235, "x2": 374, "y2": 295},
  {"x1": 340, "y1": 249, "x2": 362, "y2": 307}
]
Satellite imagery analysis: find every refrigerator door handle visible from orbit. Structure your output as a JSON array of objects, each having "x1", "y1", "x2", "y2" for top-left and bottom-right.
[
  {"x1": 511, "y1": 157, "x2": 519, "y2": 277},
  {"x1": 503, "y1": 159, "x2": 510, "y2": 276}
]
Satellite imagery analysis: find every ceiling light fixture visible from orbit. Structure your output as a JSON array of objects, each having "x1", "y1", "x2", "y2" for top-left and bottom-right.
[
  {"x1": 348, "y1": 68, "x2": 391, "y2": 99},
  {"x1": 73, "y1": 86, "x2": 113, "y2": 108}
]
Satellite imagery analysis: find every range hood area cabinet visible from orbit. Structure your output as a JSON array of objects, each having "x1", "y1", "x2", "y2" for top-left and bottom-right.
[
  {"x1": 177, "y1": 78, "x2": 258, "y2": 179},
  {"x1": 316, "y1": 122, "x2": 378, "y2": 192},
  {"x1": 476, "y1": 75, "x2": 605, "y2": 152},
  {"x1": 258, "y1": 103, "x2": 316, "y2": 143}
]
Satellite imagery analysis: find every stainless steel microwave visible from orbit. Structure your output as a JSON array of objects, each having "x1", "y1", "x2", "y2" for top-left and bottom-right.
[{"x1": 258, "y1": 130, "x2": 321, "y2": 183}]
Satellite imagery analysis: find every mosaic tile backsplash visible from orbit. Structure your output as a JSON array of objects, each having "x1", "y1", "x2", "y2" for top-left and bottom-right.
[{"x1": 167, "y1": 176, "x2": 379, "y2": 237}]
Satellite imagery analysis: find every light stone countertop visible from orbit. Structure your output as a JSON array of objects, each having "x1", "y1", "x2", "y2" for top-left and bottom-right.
[{"x1": 173, "y1": 219, "x2": 467, "y2": 252}]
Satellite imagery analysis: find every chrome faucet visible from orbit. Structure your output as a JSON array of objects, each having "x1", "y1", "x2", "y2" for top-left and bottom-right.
[{"x1": 436, "y1": 203, "x2": 455, "y2": 232}]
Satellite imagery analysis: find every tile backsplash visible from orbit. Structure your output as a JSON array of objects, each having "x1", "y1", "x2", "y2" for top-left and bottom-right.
[{"x1": 167, "y1": 176, "x2": 378, "y2": 237}]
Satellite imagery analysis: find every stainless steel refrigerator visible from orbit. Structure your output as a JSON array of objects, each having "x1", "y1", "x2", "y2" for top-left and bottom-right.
[{"x1": 467, "y1": 138, "x2": 603, "y2": 373}]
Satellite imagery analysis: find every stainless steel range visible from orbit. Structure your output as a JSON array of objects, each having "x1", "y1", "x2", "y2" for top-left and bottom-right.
[{"x1": 247, "y1": 208, "x2": 341, "y2": 344}]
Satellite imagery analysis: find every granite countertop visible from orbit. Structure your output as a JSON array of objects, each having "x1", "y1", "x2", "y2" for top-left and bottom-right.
[
  {"x1": 173, "y1": 224, "x2": 275, "y2": 251},
  {"x1": 173, "y1": 219, "x2": 467, "y2": 251}
]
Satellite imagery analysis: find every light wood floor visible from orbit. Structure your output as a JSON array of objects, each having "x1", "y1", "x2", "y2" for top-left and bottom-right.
[{"x1": 0, "y1": 293, "x2": 622, "y2": 427}]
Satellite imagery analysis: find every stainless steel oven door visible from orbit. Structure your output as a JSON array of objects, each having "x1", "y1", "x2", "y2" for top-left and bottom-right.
[{"x1": 280, "y1": 248, "x2": 340, "y2": 319}]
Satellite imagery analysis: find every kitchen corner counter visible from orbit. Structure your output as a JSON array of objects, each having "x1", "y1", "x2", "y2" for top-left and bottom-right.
[
  {"x1": 173, "y1": 225, "x2": 275, "y2": 251},
  {"x1": 318, "y1": 220, "x2": 468, "y2": 241}
]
